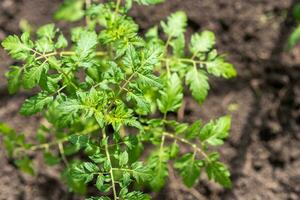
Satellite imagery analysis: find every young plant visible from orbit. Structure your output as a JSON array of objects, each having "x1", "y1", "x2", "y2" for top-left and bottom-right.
[{"x1": 1, "y1": 0, "x2": 237, "y2": 199}]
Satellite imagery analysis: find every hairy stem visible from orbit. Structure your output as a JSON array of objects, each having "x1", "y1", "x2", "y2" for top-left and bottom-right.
[
  {"x1": 85, "y1": 0, "x2": 92, "y2": 24},
  {"x1": 115, "y1": 0, "x2": 122, "y2": 15},
  {"x1": 102, "y1": 128, "x2": 118, "y2": 200},
  {"x1": 163, "y1": 132, "x2": 210, "y2": 162},
  {"x1": 14, "y1": 125, "x2": 99, "y2": 155}
]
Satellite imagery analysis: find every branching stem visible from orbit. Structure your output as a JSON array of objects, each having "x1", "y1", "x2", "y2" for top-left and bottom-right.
[
  {"x1": 163, "y1": 132, "x2": 210, "y2": 162},
  {"x1": 14, "y1": 125, "x2": 99, "y2": 155}
]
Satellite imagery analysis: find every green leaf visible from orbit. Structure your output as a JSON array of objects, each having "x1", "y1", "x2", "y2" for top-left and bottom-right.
[
  {"x1": 124, "y1": 191, "x2": 151, "y2": 200},
  {"x1": 23, "y1": 62, "x2": 49, "y2": 89},
  {"x1": 37, "y1": 24, "x2": 56, "y2": 39},
  {"x1": 15, "y1": 156, "x2": 35, "y2": 175},
  {"x1": 5, "y1": 66, "x2": 22, "y2": 94},
  {"x1": 286, "y1": 25, "x2": 300, "y2": 50},
  {"x1": 35, "y1": 37, "x2": 55, "y2": 53},
  {"x1": 199, "y1": 115, "x2": 231, "y2": 146},
  {"x1": 69, "y1": 134, "x2": 90, "y2": 148},
  {"x1": 189, "y1": 31, "x2": 215, "y2": 54},
  {"x1": 206, "y1": 57, "x2": 237, "y2": 78},
  {"x1": 56, "y1": 34, "x2": 68, "y2": 49},
  {"x1": 20, "y1": 92, "x2": 53, "y2": 116},
  {"x1": 161, "y1": 11, "x2": 187, "y2": 38},
  {"x1": 54, "y1": 0, "x2": 85, "y2": 22},
  {"x1": 148, "y1": 149, "x2": 169, "y2": 191},
  {"x1": 185, "y1": 120, "x2": 202, "y2": 139},
  {"x1": 43, "y1": 152, "x2": 61, "y2": 166},
  {"x1": 119, "y1": 151, "x2": 129, "y2": 166},
  {"x1": 131, "y1": 162, "x2": 152, "y2": 183},
  {"x1": 186, "y1": 67, "x2": 209, "y2": 104},
  {"x1": 70, "y1": 162, "x2": 99, "y2": 183},
  {"x1": 206, "y1": 161, "x2": 231, "y2": 188},
  {"x1": 169, "y1": 142, "x2": 179, "y2": 158},
  {"x1": 170, "y1": 34, "x2": 185, "y2": 57},
  {"x1": 96, "y1": 175, "x2": 111, "y2": 192},
  {"x1": 175, "y1": 153, "x2": 204, "y2": 187},
  {"x1": 76, "y1": 31, "x2": 98, "y2": 59},
  {"x1": 134, "y1": 0, "x2": 164, "y2": 5},
  {"x1": 123, "y1": 45, "x2": 139, "y2": 69},
  {"x1": 293, "y1": 3, "x2": 300, "y2": 21},
  {"x1": 1, "y1": 34, "x2": 33, "y2": 60},
  {"x1": 126, "y1": 91, "x2": 151, "y2": 113},
  {"x1": 137, "y1": 72, "x2": 162, "y2": 88},
  {"x1": 157, "y1": 73, "x2": 183, "y2": 113},
  {"x1": 141, "y1": 45, "x2": 162, "y2": 70}
]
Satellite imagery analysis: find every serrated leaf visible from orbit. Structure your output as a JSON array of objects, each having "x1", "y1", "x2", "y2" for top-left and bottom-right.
[
  {"x1": 54, "y1": 0, "x2": 85, "y2": 22},
  {"x1": 76, "y1": 31, "x2": 98, "y2": 59},
  {"x1": 119, "y1": 151, "x2": 129, "y2": 166},
  {"x1": 206, "y1": 57, "x2": 237, "y2": 78},
  {"x1": 5, "y1": 66, "x2": 22, "y2": 94},
  {"x1": 123, "y1": 45, "x2": 139, "y2": 69},
  {"x1": 124, "y1": 191, "x2": 151, "y2": 200},
  {"x1": 148, "y1": 149, "x2": 169, "y2": 191},
  {"x1": 161, "y1": 11, "x2": 187, "y2": 38},
  {"x1": 20, "y1": 92, "x2": 53, "y2": 116},
  {"x1": 157, "y1": 73, "x2": 183, "y2": 113},
  {"x1": 96, "y1": 175, "x2": 111, "y2": 192},
  {"x1": 56, "y1": 34, "x2": 68, "y2": 49},
  {"x1": 126, "y1": 92, "x2": 151, "y2": 113},
  {"x1": 170, "y1": 34, "x2": 185, "y2": 57},
  {"x1": 186, "y1": 67, "x2": 209, "y2": 104},
  {"x1": 199, "y1": 115, "x2": 231, "y2": 146},
  {"x1": 137, "y1": 72, "x2": 162, "y2": 88},
  {"x1": 131, "y1": 162, "x2": 152, "y2": 183},
  {"x1": 175, "y1": 153, "x2": 204, "y2": 187},
  {"x1": 189, "y1": 31, "x2": 215, "y2": 54},
  {"x1": 206, "y1": 161, "x2": 231, "y2": 188},
  {"x1": 69, "y1": 134, "x2": 89, "y2": 148},
  {"x1": 37, "y1": 24, "x2": 56, "y2": 39},
  {"x1": 185, "y1": 120, "x2": 202, "y2": 139},
  {"x1": 70, "y1": 162, "x2": 99, "y2": 183},
  {"x1": 1, "y1": 34, "x2": 32, "y2": 60},
  {"x1": 23, "y1": 62, "x2": 49, "y2": 89}
]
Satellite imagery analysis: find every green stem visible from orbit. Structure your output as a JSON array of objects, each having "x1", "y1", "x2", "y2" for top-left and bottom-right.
[
  {"x1": 58, "y1": 142, "x2": 69, "y2": 166},
  {"x1": 36, "y1": 51, "x2": 106, "y2": 60},
  {"x1": 115, "y1": 0, "x2": 122, "y2": 15},
  {"x1": 163, "y1": 132, "x2": 210, "y2": 162},
  {"x1": 85, "y1": 0, "x2": 92, "y2": 25},
  {"x1": 102, "y1": 128, "x2": 118, "y2": 200},
  {"x1": 14, "y1": 125, "x2": 99, "y2": 154}
]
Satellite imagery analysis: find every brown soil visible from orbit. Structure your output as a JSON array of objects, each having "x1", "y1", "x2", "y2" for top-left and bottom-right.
[{"x1": 0, "y1": 0, "x2": 300, "y2": 199}]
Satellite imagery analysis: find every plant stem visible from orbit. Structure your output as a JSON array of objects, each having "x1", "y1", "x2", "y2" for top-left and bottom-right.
[
  {"x1": 163, "y1": 132, "x2": 210, "y2": 162},
  {"x1": 58, "y1": 142, "x2": 69, "y2": 166},
  {"x1": 14, "y1": 125, "x2": 99, "y2": 154},
  {"x1": 85, "y1": 0, "x2": 92, "y2": 25},
  {"x1": 102, "y1": 128, "x2": 118, "y2": 200},
  {"x1": 115, "y1": 0, "x2": 122, "y2": 14},
  {"x1": 36, "y1": 51, "x2": 106, "y2": 60}
]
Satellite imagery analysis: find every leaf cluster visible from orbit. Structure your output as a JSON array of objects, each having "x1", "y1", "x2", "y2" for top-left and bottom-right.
[{"x1": 0, "y1": 0, "x2": 237, "y2": 199}]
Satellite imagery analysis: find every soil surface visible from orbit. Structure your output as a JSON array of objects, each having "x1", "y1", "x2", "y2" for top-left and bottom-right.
[{"x1": 1, "y1": 0, "x2": 300, "y2": 200}]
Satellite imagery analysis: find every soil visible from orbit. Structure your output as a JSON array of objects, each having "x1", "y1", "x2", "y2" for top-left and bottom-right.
[{"x1": 0, "y1": 0, "x2": 300, "y2": 200}]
